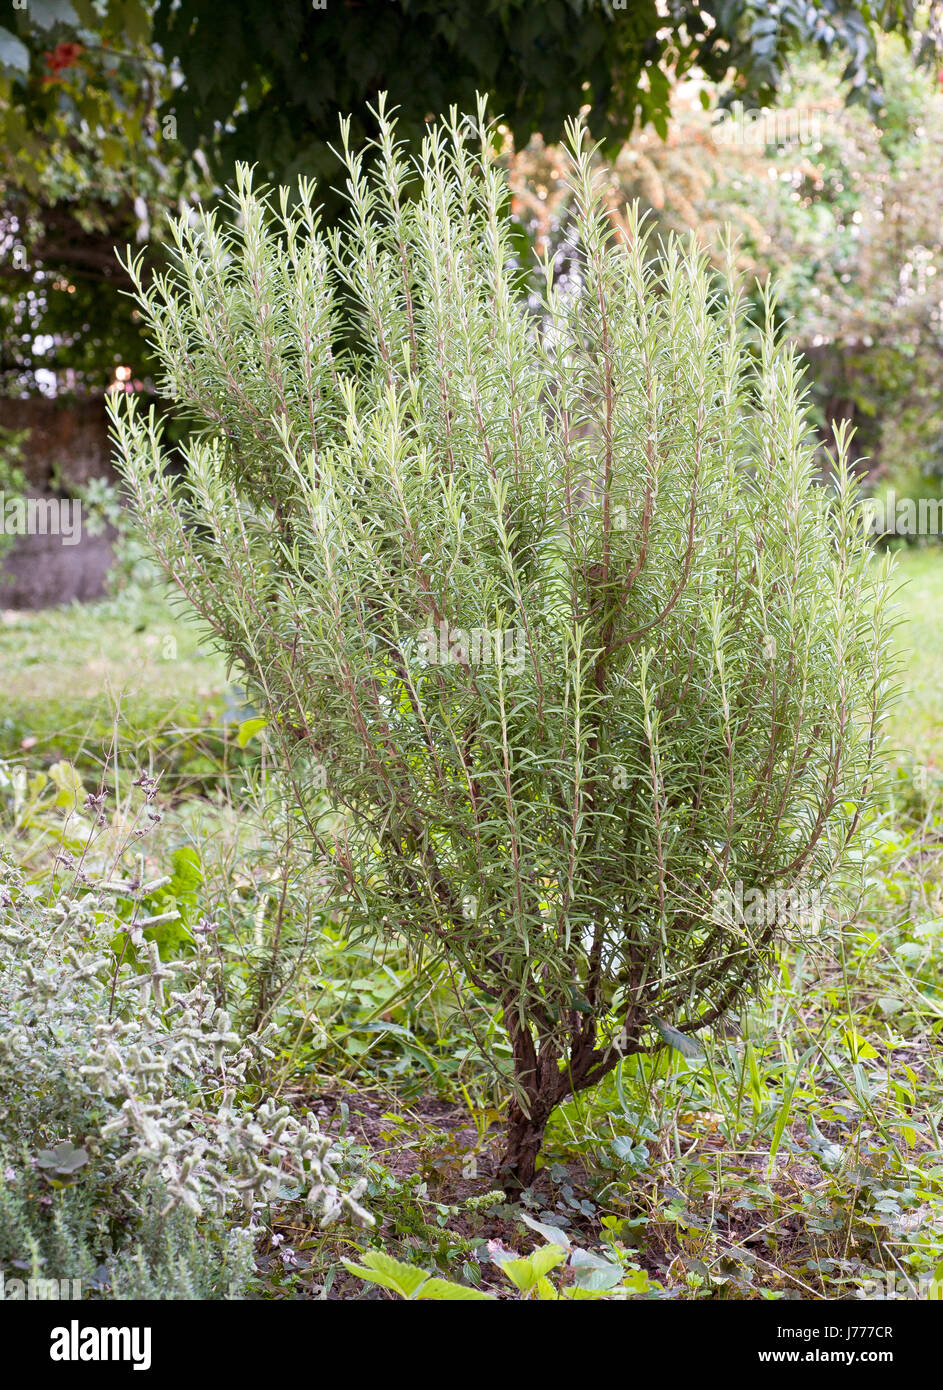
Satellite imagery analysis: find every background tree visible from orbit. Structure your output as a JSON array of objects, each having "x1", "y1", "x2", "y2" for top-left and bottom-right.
[
  {"x1": 1, "y1": 0, "x2": 940, "y2": 393},
  {"x1": 506, "y1": 33, "x2": 943, "y2": 525},
  {"x1": 0, "y1": 0, "x2": 209, "y2": 393},
  {"x1": 149, "y1": 0, "x2": 941, "y2": 186}
]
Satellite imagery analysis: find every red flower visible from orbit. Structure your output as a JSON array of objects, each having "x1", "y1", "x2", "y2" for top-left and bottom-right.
[{"x1": 43, "y1": 42, "x2": 84, "y2": 75}]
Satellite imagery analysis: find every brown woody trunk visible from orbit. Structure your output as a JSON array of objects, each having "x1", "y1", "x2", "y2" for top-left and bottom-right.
[
  {"x1": 501, "y1": 1095, "x2": 553, "y2": 1192},
  {"x1": 499, "y1": 1019, "x2": 637, "y2": 1192}
]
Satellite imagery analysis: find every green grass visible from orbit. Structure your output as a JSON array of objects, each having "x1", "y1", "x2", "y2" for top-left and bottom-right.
[
  {"x1": 0, "y1": 586, "x2": 243, "y2": 791},
  {"x1": 885, "y1": 547, "x2": 943, "y2": 764}
]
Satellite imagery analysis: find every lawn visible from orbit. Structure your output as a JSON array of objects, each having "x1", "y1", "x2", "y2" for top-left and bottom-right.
[
  {"x1": 885, "y1": 548, "x2": 943, "y2": 766},
  {"x1": 0, "y1": 586, "x2": 236, "y2": 792}
]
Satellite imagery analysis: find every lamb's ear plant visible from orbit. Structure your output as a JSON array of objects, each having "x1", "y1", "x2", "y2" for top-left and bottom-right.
[{"x1": 110, "y1": 96, "x2": 897, "y2": 1189}]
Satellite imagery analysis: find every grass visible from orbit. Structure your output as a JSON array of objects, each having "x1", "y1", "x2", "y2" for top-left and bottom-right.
[
  {"x1": 4, "y1": 548, "x2": 943, "y2": 1299},
  {"x1": 0, "y1": 585, "x2": 250, "y2": 794},
  {"x1": 885, "y1": 547, "x2": 943, "y2": 764}
]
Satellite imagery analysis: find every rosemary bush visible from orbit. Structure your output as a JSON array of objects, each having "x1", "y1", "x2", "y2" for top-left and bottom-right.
[{"x1": 111, "y1": 101, "x2": 895, "y2": 1185}]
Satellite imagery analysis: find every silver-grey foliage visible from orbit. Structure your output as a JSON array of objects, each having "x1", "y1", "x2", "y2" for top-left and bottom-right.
[{"x1": 0, "y1": 849, "x2": 371, "y2": 1229}]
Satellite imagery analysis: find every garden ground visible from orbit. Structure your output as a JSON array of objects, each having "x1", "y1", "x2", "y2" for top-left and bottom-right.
[{"x1": 2, "y1": 547, "x2": 942, "y2": 1299}]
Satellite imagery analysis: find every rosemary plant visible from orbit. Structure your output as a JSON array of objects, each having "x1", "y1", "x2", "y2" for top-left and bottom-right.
[{"x1": 111, "y1": 100, "x2": 895, "y2": 1186}]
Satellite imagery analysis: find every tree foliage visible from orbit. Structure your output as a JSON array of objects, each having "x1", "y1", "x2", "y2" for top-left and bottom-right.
[
  {"x1": 504, "y1": 37, "x2": 943, "y2": 515},
  {"x1": 0, "y1": 1, "x2": 939, "y2": 391},
  {"x1": 0, "y1": 0, "x2": 208, "y2": 392},
  {"x1": 149, "y1": 0, "x2": 940, "y2": 187}
]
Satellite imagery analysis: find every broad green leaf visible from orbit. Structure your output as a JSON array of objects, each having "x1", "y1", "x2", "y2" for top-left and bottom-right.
[
  {"x1": 500, "y1": 1243, "x2": 566, "y2": 1294},
  {"x1": 654, "y1": 1017, "x2": 703, "y2": 1059},
  {"x1": 415, "y1": 1277, "x2": 492, "y2": 1301},
  {"x1": 519, "y1": 1211, "x2": 571, "y2": 1248},
  {"x1": 342, "y1": 1251, "x2": 430, "y2": 1299},
  {"x1": 237, "y1": 716, "x2": 268, "y2": 748},
  {"x1": 530, "y1": 1243, "x2": 567, "y2": 1279},
  {"x1": 621, "y1": 1269, "x2": 655, "y2": 1294},
  {"x1": 569, "y1": 1247, "x2": 624, "y2": 1291},
  {"x1": 36, "y1": 1141, "x2": 88, "y2": 1175},
  {"x1": 612, "y1": 1134, "x2": 641, "y2": 1162},
  {"x1": 877, "y1": 995, "x2": 904, "y2": 1016},
  {"x1": 497, "y1": 1256, "x2": 537, "y2": 1294},
  {"x1": 844, "y1": 1029, "x2": 878, "y2": 1061}
]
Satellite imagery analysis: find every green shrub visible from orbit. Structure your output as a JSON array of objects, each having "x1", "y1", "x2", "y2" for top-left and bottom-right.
[
  {"x1": 0, "y1": 1168, "x2": 256, "y2": 1300},
  {"x1": 0, "y1": 778, "x2": 371, "y2": 1296},
  {"x1": 111, "y1": 101, "x2": 896, "y2": 1186}
]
